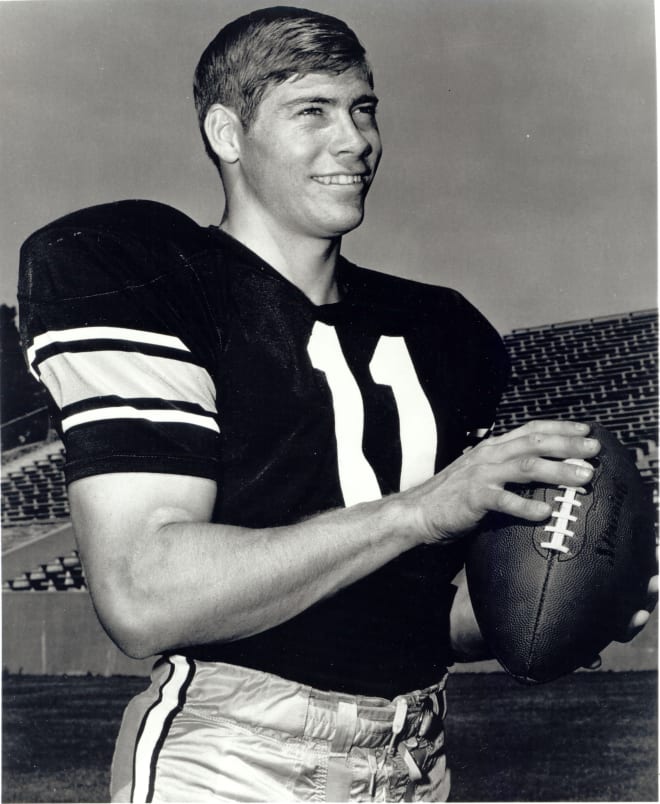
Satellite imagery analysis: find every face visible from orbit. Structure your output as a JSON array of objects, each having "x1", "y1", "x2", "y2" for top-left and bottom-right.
[{"x1": 235, "y1": 67, "x2": 382, "y2": 241}]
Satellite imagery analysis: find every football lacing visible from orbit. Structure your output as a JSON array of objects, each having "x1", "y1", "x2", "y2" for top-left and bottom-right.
[{"x1": 540, "y1": 459, "x2": 590, "y2": 554}]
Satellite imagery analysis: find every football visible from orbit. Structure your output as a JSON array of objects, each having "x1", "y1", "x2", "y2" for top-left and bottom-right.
[{"x1": 465, "y1": 423, "x2": 656, "y2": 685}]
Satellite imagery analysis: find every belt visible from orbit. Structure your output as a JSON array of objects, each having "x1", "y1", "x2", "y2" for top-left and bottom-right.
[{"x1": 325, "y1": 676, "x2": 448, "y2": 802}]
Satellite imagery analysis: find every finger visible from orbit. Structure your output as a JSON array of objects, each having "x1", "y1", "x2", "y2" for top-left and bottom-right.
[
  {"x1": 617, "y1": 609, "x2": 651, "y2": 643},
  {"x1": 647, "y1": 575, "x2": 658, "y2": 611},
  {"x1": 479, "y1": 433, "x2": 601, "y2": 465},
  {"x1": 479, "y1": 486, "x2": 554, "y2": 521},
  {"x1": 628, "y1": 609, "x2": 650, "y2": 632},
  {"x1": 490, "y1": 420, "x2": 592, "y2": 446},
  {"x1": 485, "y1": 454, "x2": 595, "y2": 491}
]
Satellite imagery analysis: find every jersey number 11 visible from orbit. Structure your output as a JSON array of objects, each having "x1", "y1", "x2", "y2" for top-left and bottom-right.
[{"x1": 308, "y1": 321, "x2": 438, "y2": 507}]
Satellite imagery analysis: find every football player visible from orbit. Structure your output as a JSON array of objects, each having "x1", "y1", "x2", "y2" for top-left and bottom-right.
[{"x1": 19, "y1": 6, "x2": 656, "y2": 802}]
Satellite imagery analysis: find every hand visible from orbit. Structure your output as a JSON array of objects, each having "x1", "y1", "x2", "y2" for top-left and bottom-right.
[
  {"x1": 583, "y1": 571, "x2": 657, "y2": 666},
  {"x1": 620, "y1": 532, "x2": 658, "y2": 642},
  {"x1": 619, "y1": 571, "x2": 658, "y2": 643},
  {"x1": 401, "y1": 419, "x2": 601, "y2": 545}
]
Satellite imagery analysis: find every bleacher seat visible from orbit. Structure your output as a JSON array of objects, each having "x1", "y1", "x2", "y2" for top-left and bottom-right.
[
  {"x1": 2, "y1": 550, "x2": 87, "y2": 592},
  {"x1": 2, "y1": 443, "x2": 69, "y2": 526}
]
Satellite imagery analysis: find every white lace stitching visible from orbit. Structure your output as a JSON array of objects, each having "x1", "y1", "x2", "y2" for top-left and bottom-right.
[{"x1": 540, "y1": 459, "x2": 590, "y2": 554}]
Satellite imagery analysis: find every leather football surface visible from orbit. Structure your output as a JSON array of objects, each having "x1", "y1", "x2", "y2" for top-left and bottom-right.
[{"x1": 465, "y1": 423, "x2": 656, "y2": 684}]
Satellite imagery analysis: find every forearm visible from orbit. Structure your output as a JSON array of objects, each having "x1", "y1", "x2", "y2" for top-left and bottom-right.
[{"x1": 76, "y1": 488, "x2": 417, "y2": 658}]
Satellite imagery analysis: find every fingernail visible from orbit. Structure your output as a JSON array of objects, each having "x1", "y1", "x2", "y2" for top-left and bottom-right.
[
  {"x1": 584, "y1": 438, "x2": 599, "y2": 449},
  {"x1": 573, "y1": 423, "x2": 590, "y2": 433},
  {"x1": 576, "y1": 465, "x2": 593, "y2": 480}
]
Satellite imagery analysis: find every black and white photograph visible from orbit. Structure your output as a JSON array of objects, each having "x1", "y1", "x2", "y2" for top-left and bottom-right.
[{"x1": 1, "y1": 0, "x2": 657, "y2": 801}]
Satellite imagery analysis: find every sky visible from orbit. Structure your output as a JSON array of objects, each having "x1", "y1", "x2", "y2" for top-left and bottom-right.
[{"x1": 1, "y1": 0, "x2": 656, "y2": 334}]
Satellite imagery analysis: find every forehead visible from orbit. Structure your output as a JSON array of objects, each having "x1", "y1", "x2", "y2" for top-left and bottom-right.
[{"x1": 259, "y1": 68, "x2": 376, "y2": 110}]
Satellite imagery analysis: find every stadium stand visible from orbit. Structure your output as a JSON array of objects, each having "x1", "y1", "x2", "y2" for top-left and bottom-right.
[
  {"x1": 1, "y1": 309, "x2": 657, "y2": 674},
  {"x1": 492, "y1": 309, "x2": 658, "y2": 502},
  {"x1": 2, "y1": 439, "x2": 69, "y2": 526},
  {"x1": 4, "y1": 550, "x2": 85, "y2": 592}
]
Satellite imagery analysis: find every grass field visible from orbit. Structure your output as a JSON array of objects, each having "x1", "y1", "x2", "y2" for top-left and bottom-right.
[{"x1": 2, "y1": 670, "x2": 657, "y2": 802}]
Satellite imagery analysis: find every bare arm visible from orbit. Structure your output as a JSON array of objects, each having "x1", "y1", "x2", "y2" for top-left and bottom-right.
[
  {"x1": 71, "y1": 420, "x2": 602, "y2": 658},
  {"x1": 71, "y1": 471, "x2": 419, "y2": 657}
]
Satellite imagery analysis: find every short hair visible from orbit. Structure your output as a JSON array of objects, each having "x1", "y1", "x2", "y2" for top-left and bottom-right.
[{"x1": 193, "y1": 5, "x2": 373, "y2": 170}]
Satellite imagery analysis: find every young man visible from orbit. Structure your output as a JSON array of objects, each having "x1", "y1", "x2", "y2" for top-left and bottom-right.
[{"x1": 18, "y1": 7, "x2": 655, "y2": 802}]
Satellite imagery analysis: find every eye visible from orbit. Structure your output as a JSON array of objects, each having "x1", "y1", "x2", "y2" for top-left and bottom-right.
[
  {"x1": 353, "y1": 105, "x2": 378, "y2": 131},
  {"x1": 354, "y1": 104, "x2": 378, "y2": 118},
  {"x1": 299, "y1": 106, "x2": 324, "y2": 117}
]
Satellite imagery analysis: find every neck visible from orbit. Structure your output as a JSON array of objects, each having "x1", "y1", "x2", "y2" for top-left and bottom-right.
[{"x1": 220, "y1": 212, "x2": 342, "y2": 306}]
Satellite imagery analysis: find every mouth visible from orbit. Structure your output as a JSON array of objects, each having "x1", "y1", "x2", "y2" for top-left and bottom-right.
[{"x1": 311, "y1": 173, "x2": 369, "y2": 186}]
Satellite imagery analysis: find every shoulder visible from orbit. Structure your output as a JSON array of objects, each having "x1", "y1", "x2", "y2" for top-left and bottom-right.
[
  {"x1": 344, "y1": 261, "x2": 496, "y2": 331},
  {"x1": 23, "y1": 199, "x2": 204, "y2": 246},
  {"x1": 19, "y1": 200, "x2": 214, "y2": 301}
]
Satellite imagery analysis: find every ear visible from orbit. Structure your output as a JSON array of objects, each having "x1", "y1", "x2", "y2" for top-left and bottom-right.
[{"x1": 204, "y1": 104, "x2": 242, "y2": 164}]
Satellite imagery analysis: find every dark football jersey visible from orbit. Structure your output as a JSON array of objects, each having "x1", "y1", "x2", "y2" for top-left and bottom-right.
[{"x1": 19, "y1": 200, "x2": 509, "y2": 698}]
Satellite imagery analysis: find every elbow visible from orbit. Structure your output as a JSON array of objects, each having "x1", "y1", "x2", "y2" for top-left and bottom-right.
[
  {"x1": 111, "y1": 621, "x2": 160, "y2": 660},
  {"x1": 96, "y1": 597, "x2": 162, "y2": 659},
  {"x1": 88, "y1": 577, "x2": 169, "y2": 659},
  {"x1": 450, "y1": 625, "x2": 492, "y2": 663}
]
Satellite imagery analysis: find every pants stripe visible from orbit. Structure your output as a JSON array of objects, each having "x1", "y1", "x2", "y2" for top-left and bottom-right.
[{"x1": 130, "y1": 656, "x2": 195, "y2": 803}]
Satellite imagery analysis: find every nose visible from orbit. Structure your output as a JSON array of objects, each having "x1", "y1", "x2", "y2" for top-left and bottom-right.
[{"x1": 330, "y1": 111, "x2": 375, "y2": 159}]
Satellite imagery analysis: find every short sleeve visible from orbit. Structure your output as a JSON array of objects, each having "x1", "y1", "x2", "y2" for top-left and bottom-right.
[{"x1": 18, "y1": 202, "x2": 221, "y2": 484}]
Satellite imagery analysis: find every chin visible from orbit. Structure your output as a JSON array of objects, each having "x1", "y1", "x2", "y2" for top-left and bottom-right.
[{"x1": 322, "y1": 206, "x2": 366, "y2": 237}]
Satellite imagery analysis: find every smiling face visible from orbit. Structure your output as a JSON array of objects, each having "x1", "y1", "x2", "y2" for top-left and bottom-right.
[{"x1": 232, "y1": 68, "x2": 382, "y2": 242}]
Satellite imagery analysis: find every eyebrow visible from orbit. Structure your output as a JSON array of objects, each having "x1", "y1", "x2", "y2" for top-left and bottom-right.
[
  {"x1": 282, "y1": 93, "x2": 379, "y2": 109},
  {"x1": 354, "y1": 94, "x2": 380, "y2": 108}
]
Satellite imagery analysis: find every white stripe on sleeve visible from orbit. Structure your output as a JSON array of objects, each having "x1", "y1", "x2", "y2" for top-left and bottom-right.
[
  {"x1": 38, "y1": 350, "x2": 216, "y2": 416},
  {"x1": 61, "y1": 406, "x2": 219, "y2": 433},
  {"x1": 28, "y1": 325, "x2": 189, "y2": 362}
]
